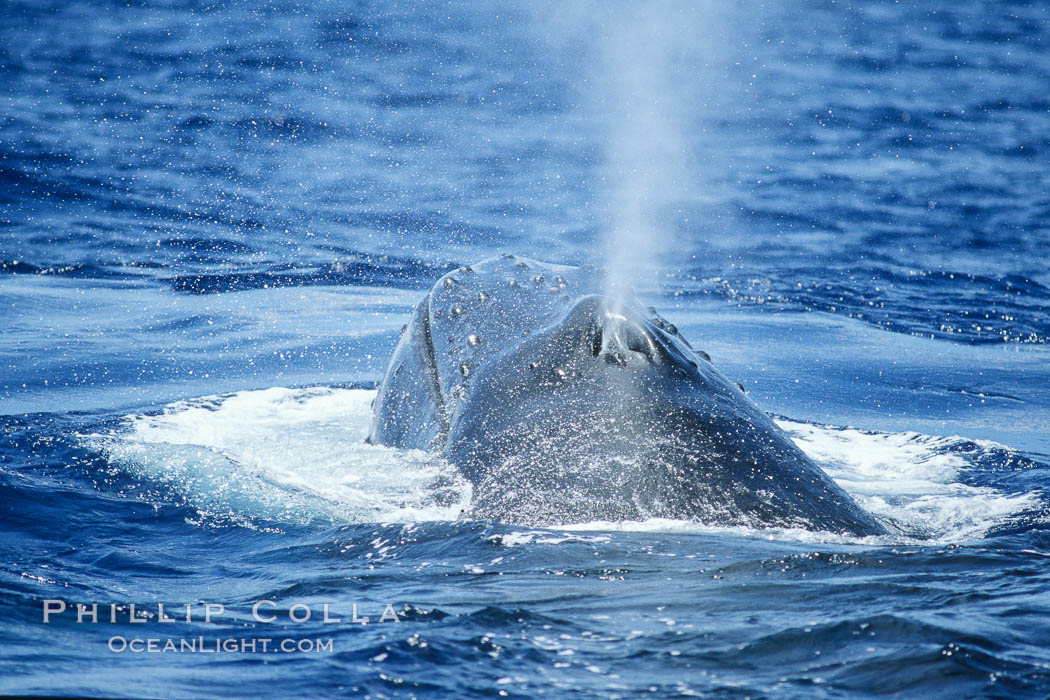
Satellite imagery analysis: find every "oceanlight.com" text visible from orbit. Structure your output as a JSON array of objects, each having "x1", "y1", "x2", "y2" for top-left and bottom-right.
[{"x1": 107, "y1": 636, "x2": 334, "y2": 654}]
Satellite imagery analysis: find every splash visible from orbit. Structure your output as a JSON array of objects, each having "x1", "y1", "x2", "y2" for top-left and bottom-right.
[
  {"x1": 88, "y1": 387, "x2": 1037, "y2": 542},
  {"x1": 88, "y1": 387, "x2": 471, "y2": 526}
]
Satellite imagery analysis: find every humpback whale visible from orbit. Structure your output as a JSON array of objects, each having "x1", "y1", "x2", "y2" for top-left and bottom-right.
[{"x1": 368, "y1": 255, "x2": 885, "y2": 536}]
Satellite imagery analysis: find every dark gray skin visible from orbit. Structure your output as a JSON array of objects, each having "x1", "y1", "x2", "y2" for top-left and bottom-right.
[{"x1": 368, "y1": 255, "x2": 886, "y2": 535}]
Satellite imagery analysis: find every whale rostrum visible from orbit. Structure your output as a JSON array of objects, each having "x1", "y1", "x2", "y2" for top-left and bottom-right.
[{"x1": 368, "y1": 255, "x2": 886, "y2": 535}]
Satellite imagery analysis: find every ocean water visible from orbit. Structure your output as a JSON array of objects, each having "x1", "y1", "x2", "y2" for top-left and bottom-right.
[{"x1": 3, "y1": 1, "x2": 1050, "y2": 697}]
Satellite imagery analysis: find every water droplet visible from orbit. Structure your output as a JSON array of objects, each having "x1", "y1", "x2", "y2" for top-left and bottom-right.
[
  {"x1": 459, "y1": 363, "x2": 471, "y2": 377},
  {"x1": 400, "y1": 324, "x2": 408, "y2": 333},
  {"x1": 554, "y1": 275, "x2": 567, "y2": 288},
  {"x1": 508, "y1": 279, "x2": 519, "y2": 288},
  {"x1": 515, "y1": 262, "x2": 530, "y2": 271},
  {"x1": 478, "y1": 290, "x2": 490, "y2": 302},
  {"x1": 451, "y1": 304, "x2": 463, "y2": 316},
  {"x1": 529, "y1": 361, "x2": 540, "y2": 370},
  {"x1": 501, "y1": 253, "x2": 515, "y2": 260},
  {"x1": 697, "y1": 350, "x2": 711, "y2": 362},
  {"x1": 458, "y1": 265, "x2": 474, "y2": 274},
  {"x1": 653, "y1": 318, "x2": 665, "y2": 329},
  {"x1": 467, "y1": 334, "x2": 479, "y2": 347},
  {"x1": 666, "y1": 324, "x2": 677, "y2": 335},
  {"x1": 736, "y1": 382, "x2": 747, "y2": 393},
  {"x1": 555, "y1": 368, "x2": 568, "y2": 380},
  {"x1": 533, "y1": 274, "x2": 545, "y2": 286},
  {"x1": 443, "y1": 277, "x2": 457, "y2": 289},
  {"x1": 453, "y1": 385, "x2": 467, "y2": 399}
]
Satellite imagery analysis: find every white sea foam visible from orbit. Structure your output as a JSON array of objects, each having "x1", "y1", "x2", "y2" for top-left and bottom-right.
[
  {"x1": 489, "y1": 531, "x2": 613, "y2": 548},
  {"x1": 91, "y1": 387, "x2": 1037, "y2": 542},
  {"x1": 777, "y1": 419, "x2": 1039, "y2": 543},
  {"x1": 91, "y1": 387, "x2": 471, "y2": 526}
]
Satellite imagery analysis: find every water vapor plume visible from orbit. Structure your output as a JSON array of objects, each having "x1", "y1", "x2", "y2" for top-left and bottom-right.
[{"x1": 529, "y1": 1, "x2": 729, "y2": 308}]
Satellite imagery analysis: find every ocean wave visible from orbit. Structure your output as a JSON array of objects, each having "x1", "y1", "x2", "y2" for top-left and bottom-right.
[{"x1": 670, "y1": 263, "x2": 1050, "y2": 344}]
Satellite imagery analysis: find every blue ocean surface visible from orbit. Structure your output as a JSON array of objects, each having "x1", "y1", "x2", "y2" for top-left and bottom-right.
[{"x1": 2, "y1": 0, "x2": 1050, "y2": 697}]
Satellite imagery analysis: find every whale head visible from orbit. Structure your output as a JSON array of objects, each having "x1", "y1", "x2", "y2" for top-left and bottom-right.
[{"x1": 369, "y1": 255, "x2": 885, "y2": 535}]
